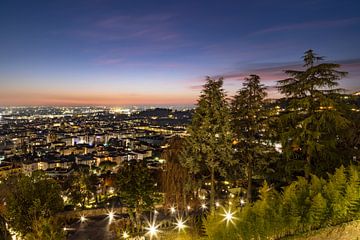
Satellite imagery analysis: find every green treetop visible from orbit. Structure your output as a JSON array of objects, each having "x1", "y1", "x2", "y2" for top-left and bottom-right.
[
  {"x1": 231, "y1": 74, "x2": 273, "y2": 202},
  {"x1": 277, "y1": 50, "x2": 349, "y2": 178},
  {"x1": 182, "y1": 77, "x2": 234, "y2": 212}
]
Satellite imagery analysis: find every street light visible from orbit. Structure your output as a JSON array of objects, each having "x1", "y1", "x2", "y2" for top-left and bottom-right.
[
  {"x1": 201, "y1": 203, "x2": 207, "y2": 210},
  {"x1": 108, "y1": 211, "x2": 115, "y2": 222},
  {"x1": 122, "y1": 231, "x2": 130, "y2": 239},
  {"x1": 80, "y1": 215, "x2": 87, "y2": 223},
  {"x1": 174, "y1": 217, "x2": 188, "y2": 232},
  {"x1": 170, "y1": 206, "x2": 176, "y2": 214},
  {"x1": 221, "y1": 208, "x2": 237, "y2": 226},
  {"x1": 146, "y1": 223, "x2": 159, "y2": 239}
]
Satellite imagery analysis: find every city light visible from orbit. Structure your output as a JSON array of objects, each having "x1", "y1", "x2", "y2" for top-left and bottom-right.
[
  {"x1": 146, "y1": 223, "x2": 159, "y2": 239},
  {"x1": 108, "y1": 211, "x2": 115, "y2": 222},
  {"x1": 201, "y1": 203, "x2": 207, "y2": 210},
  {"x1": 215, "y1": 201, "x2": 220, "y2": 207},
  {"x1": 221, "y1": 208, "x2": 237, "y2": 226},
  {"x1": 122, "y1": 231, "x2": 130, "y2": 239},
  {"x1": 80, "y1": 215, "x2": 87, "y2": 223},
  {"x1": 170, "y1": 206, "x2": 176, "y2": 214},
  {"x1": 174, "y1": 217, "x2": 188, "y2": 232},
  {"x1": 187, "y1": 205, "x2": 191, "y2": 211}
]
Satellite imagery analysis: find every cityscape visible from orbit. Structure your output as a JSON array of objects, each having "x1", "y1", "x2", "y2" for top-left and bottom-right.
[{"x1": 1, "y1": 0, "x2": 360, "y2": 240}]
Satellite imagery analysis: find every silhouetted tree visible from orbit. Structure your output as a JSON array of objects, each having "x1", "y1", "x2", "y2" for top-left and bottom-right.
[
  {"x1": 231, "y1": 74, "x2": 274, "y2": 202},
  {"x1": 277, "y1": 50, "x2": 349, "y2": 178},
  {"x1": 182, "y1": 77, "x2": 234, "y2": 212}
]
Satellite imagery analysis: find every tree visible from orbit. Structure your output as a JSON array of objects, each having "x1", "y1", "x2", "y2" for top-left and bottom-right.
[
  {"x1": 0, "y1": 173, "x2": 63, "y2": 236},
  {"x1": 25, "y1": 217, "x2": 65, "y2": 240},
  {"x1": 63, "y1": 168, "x2": 97, "y2": 208},
  {"x1": 182, "y1": 77, "x2": 234, "y2": 212},
  {"x1": 0, "y1": 215, "x2": 11, "y2": 240},
  {"x1": 277, "y1": 50, "x2": 349, "y2": 178},
  {"x1": 115, "y1": 160, "x2": 159, "y2": 230},
  {"x1": 231, "y1": 74, "x2": 273, "y2": 202},
  {"x1": 161, "y1": 136, "x2": 192, "y2": 210}
]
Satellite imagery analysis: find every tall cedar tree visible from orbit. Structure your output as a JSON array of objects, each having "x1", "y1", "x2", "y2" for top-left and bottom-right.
[
  {"x1": 161, "y1": 137, "x2": 192, "y2": 210},
  {"x1": 182, "y1": 77, "x2": 234, "y2": 212},
  {"x1": 277, "y1": 50, "x2": 349, "y2": 178},
  {"x1": 231, "y1": 74, "x2": 271, "y2": 202}
]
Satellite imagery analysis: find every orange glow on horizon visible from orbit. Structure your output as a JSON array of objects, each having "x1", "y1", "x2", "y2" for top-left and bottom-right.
[{"x1": 0, "y1": 90, "x2": 197, "y2": 106}]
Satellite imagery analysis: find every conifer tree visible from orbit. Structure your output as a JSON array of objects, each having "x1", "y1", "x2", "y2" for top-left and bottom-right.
[
  {"x1": 182, "y1": 77, "x2": 234, "y2": 212},
  {"x1": 277, "y1": 50, "x2": 349, "y2": 178},
  {"x1": 231, "y1": 74, "x2": 272, "y2": 202}
]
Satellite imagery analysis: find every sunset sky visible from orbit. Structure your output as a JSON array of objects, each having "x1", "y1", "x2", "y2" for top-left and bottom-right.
[{"x1": 1, "y1": 0, "x2": 360, "y2": 106}]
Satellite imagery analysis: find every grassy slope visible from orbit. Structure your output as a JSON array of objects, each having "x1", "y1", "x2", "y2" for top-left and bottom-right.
[{"x1": 283, "y1": 220, "x2": 360, "y2": 240}]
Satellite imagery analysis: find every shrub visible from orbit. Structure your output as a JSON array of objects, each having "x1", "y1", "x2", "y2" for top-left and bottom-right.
[{"x1": 204, "y1": 165, "x2": 360, "y2": 240}]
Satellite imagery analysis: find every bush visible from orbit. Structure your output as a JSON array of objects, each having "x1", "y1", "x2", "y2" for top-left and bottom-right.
[{"x1": 204, "y1": 165, "x2": 360, "y2": 240}]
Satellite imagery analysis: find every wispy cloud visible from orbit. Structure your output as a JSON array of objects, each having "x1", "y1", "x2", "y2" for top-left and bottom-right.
[
  {"x1": 217, "y1": 58, "x2": 360, "y2": 83},
  {"x1": 251, "y1": 17, "x2": 360, "y2": 35},
  {"x1": 71, "y1": 13, "x2": 179, "y2": 42}
]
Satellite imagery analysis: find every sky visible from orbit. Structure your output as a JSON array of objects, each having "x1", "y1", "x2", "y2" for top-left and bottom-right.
[{"x1": 0, "y1": 0, "x2": 360, "y2": 106}]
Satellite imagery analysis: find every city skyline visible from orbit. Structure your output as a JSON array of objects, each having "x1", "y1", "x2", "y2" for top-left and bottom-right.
[{"x1": 1, "y1": 0, "x2": 360, "y2": 106}]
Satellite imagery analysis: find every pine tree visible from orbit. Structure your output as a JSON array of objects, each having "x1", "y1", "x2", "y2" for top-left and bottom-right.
[
  {"x1": 231, "y1": 74, "x2": 272, "y2": 202},
  {"x1": 277, "y1": 50, "x2": 349, "y2": 178},
  {"x1": 182, "y1": 77, "x2": 234, "y2": 212}
]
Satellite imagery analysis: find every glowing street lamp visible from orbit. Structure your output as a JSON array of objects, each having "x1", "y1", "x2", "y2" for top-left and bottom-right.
[
  {"x1": 108, "y1": 211, "x2": 115, "y2": 222},
  {"x1": 146, "y1": 223, "x2": 159, "y2": 239},
  {"x1": 174, "y1": 217, "x2": 188, "y2": 232},
  {"x1": 170, "y1": 206, "x2": 176, "y2": 214},
  {"x1": 122, "y1": 231, "x2": 130, "y2": 239},
  {"x1": 221, "y1": 208, "x2": 237, "y2": 226},
  {"x1": 186, "y1": 205, "x2": 191, "y2": 211},
  {"x1": 80, "y1": 215, "x2": 87, "y2": 223},
  {"x1": 201, "y1": 203, "x2": 207, "y2": 210},
  {"x1": 215, "y1": 201, "x2": 220, "y2": 207}
]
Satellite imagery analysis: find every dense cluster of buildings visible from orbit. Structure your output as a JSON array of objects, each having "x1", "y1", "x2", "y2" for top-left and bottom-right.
[{"x1": 0, "y1": 107, "x2": 192, "y2": 178}]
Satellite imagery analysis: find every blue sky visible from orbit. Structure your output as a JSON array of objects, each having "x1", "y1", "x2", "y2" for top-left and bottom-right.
[{"x1": 0, "y1": 0, "x2": 359, "y2": 105}]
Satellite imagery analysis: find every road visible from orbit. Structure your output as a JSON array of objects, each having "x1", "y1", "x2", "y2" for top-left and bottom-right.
[{"x1": 67, "y1": 215, "x2": 115, "y2": 240}]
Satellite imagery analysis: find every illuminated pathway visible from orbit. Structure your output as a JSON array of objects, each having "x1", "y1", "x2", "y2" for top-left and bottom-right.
[{"x1": 67, "y1": 215, "x2": 115, "y2": 240}]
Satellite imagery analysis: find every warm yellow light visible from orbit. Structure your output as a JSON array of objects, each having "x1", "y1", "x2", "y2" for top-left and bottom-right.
[
  {"x1": 80, "y1": 215, "x2": 87, "y2": 223},
  {"x1": 174, "y1": 218, "x2": 188, "y2": 232},
  {"x1": 122, "y1": 231, "x2": 129, "y2": 239},
  {"x1": 170, "y1": 206, "x2": 176, "y2": 214},
  {"x1": 225, "y1": 212, "x2": 233, "y2": 221},
  {"x1": 221, "y1": 208, "x2": 237, "y2": 226},
  {"x1": 146, "y1": 223, "x2": 159, "y2": 239},
  {"x1": 108, "y1": 211, "x2": 115, "y2": 222},
  {"x1": 201, "y1": 203, "x2": 207, "y2": 209}
]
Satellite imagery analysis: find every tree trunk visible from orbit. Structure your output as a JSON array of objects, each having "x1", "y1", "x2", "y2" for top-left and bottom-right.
[
  {"x1": 210, "y1": 167, "x2": 215, "y2": 214},
  {"x1": 247, "y1": 163, "x2": 252, "y2": 203},
  {"x1": 305, "y1": 155, "x2": 311, "y2": 179},
  {"x1": 182, "y1": 185, "x2": 187, "y2": 210}
]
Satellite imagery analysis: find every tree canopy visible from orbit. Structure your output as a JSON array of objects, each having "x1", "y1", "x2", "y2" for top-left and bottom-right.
[
  {"x1": 182, "y1": 77, "x2": 234, "y2": 212},
  {"x1": 277, "y1": 50, "x2": 350, "y2": 177},
  {"x1": 0, "y1": 173, "x2": 63, "y2": 236}
]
